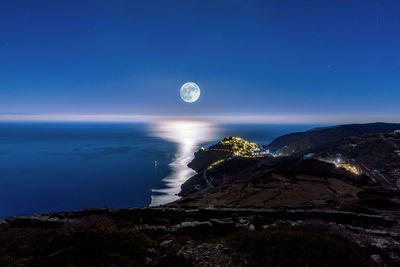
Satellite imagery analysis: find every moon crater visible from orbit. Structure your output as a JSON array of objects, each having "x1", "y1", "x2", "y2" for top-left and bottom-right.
[{"x1": 180, "y1": 82, "x2": 200, "y2": 103}]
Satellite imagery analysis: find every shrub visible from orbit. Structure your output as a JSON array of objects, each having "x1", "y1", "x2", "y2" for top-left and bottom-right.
[
  {"x1": 235, "y1": 225, "x2": 374, "y2": 267},
  {"x1": 0, "y1": 225, "x2": 156, "y2": 267}
]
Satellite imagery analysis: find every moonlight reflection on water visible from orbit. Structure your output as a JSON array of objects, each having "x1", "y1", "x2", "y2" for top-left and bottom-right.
[{"x1": 149, "y1": 121, "x2": 218, "y2": 206}]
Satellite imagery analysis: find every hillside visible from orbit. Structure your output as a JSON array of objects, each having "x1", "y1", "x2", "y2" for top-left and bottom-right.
[
  {"x1": 177, "y1": 127, "x2": 400, "y2": 212},
  {"x1": 265, "y1": 122, "x2": 400, "y2": 155}
]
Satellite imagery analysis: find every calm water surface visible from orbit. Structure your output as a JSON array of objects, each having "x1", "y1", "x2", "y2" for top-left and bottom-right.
[{"x1": 0, "y1": 121, "x2": 319, "y2": 217}]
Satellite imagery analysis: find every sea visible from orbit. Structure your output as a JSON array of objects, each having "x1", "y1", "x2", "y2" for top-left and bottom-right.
[{"x1": 0, "y1": 121, "x2": 320, "y2": 218}]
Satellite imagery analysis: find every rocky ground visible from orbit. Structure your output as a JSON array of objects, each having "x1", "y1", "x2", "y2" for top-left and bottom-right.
[{"x1": 1, "y1": 206, "x2": 399, "y2": 266}]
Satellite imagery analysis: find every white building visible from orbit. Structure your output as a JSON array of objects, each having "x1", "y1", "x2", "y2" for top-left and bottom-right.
[{"x1": 303, "y1": 153, "x2": 314, "y2": 160}]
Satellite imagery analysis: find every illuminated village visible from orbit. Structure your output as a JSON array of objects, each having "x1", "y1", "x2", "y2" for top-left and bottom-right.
[
  {"x1": 334, "y1": 162, "x2": 362, "y2": 175},
  {"x1": 304, "y1": 153, "x2": 362, "y2": 176},
  {"x1": 203, "y1": 136, "x2": 269, "y2": 157},
  {"x1": 202, "y1": 137, "x2": 362, "y2": 176}
]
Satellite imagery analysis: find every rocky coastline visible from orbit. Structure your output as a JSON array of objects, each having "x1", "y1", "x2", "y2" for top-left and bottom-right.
[{"x1": 1, "y1": 123, "x2": 400, "y2": 266}]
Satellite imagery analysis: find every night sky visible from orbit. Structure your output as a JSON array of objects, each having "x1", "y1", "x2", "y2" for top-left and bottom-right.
[{"x1": 1, "y1": 0, "x2": 399, "y2": 122}]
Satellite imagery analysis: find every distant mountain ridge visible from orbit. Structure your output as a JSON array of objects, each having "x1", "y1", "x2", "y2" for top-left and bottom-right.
[{"x1": 266, "y1": 122, "x2": 400, "y2": 155}]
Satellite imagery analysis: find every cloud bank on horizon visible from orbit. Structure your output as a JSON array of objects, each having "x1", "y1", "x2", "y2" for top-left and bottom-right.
[{"x1": 0, "y1": 113, "x2": 399, "y2": 124}]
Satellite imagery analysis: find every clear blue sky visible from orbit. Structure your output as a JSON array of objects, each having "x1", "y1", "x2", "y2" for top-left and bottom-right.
[{"x1": 0, "y1": 0, "x2": 399, "y2": 120}]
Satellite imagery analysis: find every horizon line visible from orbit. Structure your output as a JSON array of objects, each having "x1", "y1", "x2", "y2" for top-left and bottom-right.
[{"x1": 0, "y1": 113, "x2": 399, "y2": 124}]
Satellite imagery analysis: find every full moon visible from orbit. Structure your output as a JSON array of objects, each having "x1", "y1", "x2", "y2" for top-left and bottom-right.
[{"x1": 180, "y1": 82, "x2": 200, "y2": 103}]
